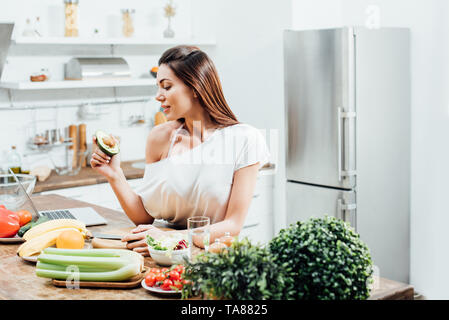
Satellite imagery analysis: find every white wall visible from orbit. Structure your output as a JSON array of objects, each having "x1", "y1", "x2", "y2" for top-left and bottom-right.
[
  {"x1": 342, "y1": 0, "x2": 449, "y2": 301},
  {"x1": 292, "y1": 0, "x2": 449, "y2": 299},
  {"x1": 292, "y1": 0, "x2": 343, "y2": 30}
]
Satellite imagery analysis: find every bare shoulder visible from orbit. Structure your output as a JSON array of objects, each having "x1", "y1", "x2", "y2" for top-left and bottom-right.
[{"x1": 145, "y1": 120, "x2": 182, "y2": 163}]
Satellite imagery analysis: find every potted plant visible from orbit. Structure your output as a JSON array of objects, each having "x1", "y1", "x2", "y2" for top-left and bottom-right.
[
  {"x1": 181, "y1": 238, "x2": 284, "y2": 300},
  {"x1": 269, "y1": 216, "x2": 374, "y2": 300}
]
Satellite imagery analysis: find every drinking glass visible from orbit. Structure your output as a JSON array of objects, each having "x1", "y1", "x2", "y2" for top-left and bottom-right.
[{"x1": 187, "y1": 216, "x2": 210, "y2": 259}]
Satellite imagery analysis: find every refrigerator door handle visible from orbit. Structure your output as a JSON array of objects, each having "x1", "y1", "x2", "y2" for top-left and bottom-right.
[
  {"x1": 337, "y1": 107, "x2": 357, "y2": 181},
  {"x1": 337, "y1": 198, "x2": 357, "y2": 230}
]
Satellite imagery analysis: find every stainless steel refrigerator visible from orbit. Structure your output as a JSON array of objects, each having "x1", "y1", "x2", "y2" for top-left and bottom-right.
[{"x1": 284, "y1": 27, "x2": 410, "y2": 283}]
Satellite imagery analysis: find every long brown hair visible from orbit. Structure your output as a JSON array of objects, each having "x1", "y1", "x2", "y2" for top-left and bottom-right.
[{"x1": 158, "y1": 45, "x2": 239, "y2": 128}]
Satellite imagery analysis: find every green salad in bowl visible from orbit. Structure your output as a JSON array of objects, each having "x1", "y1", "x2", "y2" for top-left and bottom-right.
[{"x1": 146, "y1": 233, "x2": 189, "y2": 266}]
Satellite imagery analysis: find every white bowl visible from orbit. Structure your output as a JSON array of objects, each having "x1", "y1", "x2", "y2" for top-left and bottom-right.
[{"x1": 148, "y1": 246, "x2": 189, "y2": 266}]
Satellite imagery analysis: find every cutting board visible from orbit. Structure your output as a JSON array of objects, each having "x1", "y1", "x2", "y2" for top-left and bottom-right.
[{"x1": 51, "y1": 267, "x2": 148, "y2": 289}]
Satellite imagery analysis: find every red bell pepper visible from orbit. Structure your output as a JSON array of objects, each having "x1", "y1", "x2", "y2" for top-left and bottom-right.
[{"x1": 0, "y1": 208, "x2": 21, "y2": 238}]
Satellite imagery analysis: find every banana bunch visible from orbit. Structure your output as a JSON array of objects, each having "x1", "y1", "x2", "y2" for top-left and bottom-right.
[{"x1": 17, "y1": 219, "x2": 88, "y2": 257}]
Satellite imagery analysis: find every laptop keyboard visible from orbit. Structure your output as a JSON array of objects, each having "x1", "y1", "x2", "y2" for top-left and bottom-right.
[{"x1": 39, "y1": 210, "x2": 76, "y2": 220}]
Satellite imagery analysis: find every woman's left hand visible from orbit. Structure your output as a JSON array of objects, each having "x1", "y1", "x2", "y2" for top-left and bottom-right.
[{"x1": 121, "y1": 224, "x2": 167, "y2": 256}]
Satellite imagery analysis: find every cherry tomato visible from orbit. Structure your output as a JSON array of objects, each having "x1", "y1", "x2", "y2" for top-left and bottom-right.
[
  {"x1": 161, "y1": 268, "x2": 169, "y2": 274},
  {"x1": 0, "y1": 205, "x2": 5, "y2": 209},
  {"x1": 149, "y1": 268, "x2": 159, "y2": 273},
  {"x1": 161, "y1": 279, "x2": 173, "y2": 291},
  {"x1": 182, "y1": 279, "x2": 192, "y2": 286},
  {"x1": 155, "y1": 273, "x2": 165, "y2": 282},
  {"x1": 173, "y1": 281, "x2": 183, "y2": 290},
  {"x1": 172, "y1": 265, "x2": 184, "y2": 274},
  {"x1": 168, "y1": 270, "x2": 180, "y2": 281},
  {"x1": 15, "y1": 210, "x2": 32, "y2": 226},
  {"x1": 145, "y1": 274, "x2": 156, "y2": 287}
]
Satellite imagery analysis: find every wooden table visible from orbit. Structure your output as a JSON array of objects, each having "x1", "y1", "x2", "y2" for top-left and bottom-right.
[{"x1": 0, "y1": 195, "x2": 414, "y2": 300}]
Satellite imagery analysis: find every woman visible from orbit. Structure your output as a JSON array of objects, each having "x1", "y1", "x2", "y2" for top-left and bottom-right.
[{"x1": 90, "y1": 45, "x2": 270, "y2": 256}]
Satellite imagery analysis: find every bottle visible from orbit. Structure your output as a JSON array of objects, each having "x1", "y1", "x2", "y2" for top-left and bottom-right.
[
  {"x1": 64, "y1": 0, "x2": 79, "y2": 37},
  {"x1": 121, "y1": 9, "x2": 135, "y2": 38},
  {"x1": 21, "y1": 155, "x2": 31, "y2": 175},
  {"x1": 7, "y1": 146, "x2": 21, "y2": 174}
]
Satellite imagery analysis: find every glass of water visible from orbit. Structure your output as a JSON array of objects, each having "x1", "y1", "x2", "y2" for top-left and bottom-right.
[{"x1": 187, "y1": 216, "x2": 210, "y2": 259}]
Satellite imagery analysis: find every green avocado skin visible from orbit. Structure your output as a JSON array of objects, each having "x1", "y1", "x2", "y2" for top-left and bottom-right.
[
  {"x1": 96, "y1": 131, "x2": 120, "y2": 157},
  {"x1": 98, "y1": 142, "x2": 120, "y2": 157}
]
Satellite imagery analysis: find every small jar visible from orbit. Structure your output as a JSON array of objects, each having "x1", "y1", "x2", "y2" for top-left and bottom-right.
[
  {"x1": 209, "y1": 239, "x2": 227, "y2": 254},
  {"x1": 64, "y1": 0, "x2": 79, "y2": 37},
  {"x1": 121, "y1": 9, "x2": 135, "y2": 38},
  {"x1": 219, "y1": 232, "x2": 235, "y2": 247}
]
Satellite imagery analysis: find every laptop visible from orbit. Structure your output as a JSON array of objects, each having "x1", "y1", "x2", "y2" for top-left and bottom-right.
[{"x1": 9, "y1": 169, "x2": 107, "y2": 226}]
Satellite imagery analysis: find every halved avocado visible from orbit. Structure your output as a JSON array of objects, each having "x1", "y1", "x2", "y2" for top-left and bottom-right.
[{"x1": 96, "y1": 130, "x2": 120, "y2": 157}]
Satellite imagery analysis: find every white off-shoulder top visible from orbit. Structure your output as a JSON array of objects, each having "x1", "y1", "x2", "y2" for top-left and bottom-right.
[{"x1": 134, "y1": 122, "x2": 270, "y2": 228}]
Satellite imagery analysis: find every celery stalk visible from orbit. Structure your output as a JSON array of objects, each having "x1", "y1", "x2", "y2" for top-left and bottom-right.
[
  {"x1": 36, "y1": 262, "x2": 118, "y2": 273},
  {"x1": 42, "y1": 248, "x2": 121, "y2": 257},
  {"x1": 36, "y1": 263, "x2": 141, "y2": 282},
  {"x1": 38, "y1": 253, "x2": 128, "y2": 269},
  {"x1": 35, "y1": 248, "x2": 144, "y2": 282}
]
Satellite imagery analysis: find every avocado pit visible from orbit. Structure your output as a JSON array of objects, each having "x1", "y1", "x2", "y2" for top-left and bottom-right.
[{"x1": 95, "y1": 131, "x2": 120, "y2": 157}]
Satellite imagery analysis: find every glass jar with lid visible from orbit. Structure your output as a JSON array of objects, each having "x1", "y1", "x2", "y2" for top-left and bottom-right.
[
  {"x1": 219, "y1": 232, "x2": 235, "y2": 247},
  {"x1": 64, "y1": 0, "x2": 79, "y2": 37},
  {"x1": 121, "y1": 9, "x2": 135, "y2": 37},
  {"x1": 209, "y1": 239, "x2": 227, "y2": 253}
]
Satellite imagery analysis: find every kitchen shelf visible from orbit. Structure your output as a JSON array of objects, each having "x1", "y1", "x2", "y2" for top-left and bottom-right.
[
  {"x1": 11, "y1": 37, "x2": 216, "y2": 46},
  {"x1": 0, "y1": 78, "x2": 157, "y2": 90}
]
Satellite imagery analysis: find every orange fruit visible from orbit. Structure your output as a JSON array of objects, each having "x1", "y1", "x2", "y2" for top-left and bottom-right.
[{"x1": 56, "y1": 229, "x2": 85, "y2": 249}]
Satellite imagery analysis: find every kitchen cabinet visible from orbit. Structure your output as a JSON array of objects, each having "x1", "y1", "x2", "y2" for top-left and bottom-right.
[
  {"x1": 239, "y1": 173, "x2": 275, "y2": 244},
  {"x1": 40, "y1": 170, "x2": 276, "y2": 243},
  {"x1": 39, "y1": 181, "x2": 123, "y2": 211}
]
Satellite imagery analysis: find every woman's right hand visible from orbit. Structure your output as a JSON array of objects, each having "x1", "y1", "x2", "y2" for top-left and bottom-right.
[{"x1": 90, "y1": 135, "x2": 121, "y2": 180}]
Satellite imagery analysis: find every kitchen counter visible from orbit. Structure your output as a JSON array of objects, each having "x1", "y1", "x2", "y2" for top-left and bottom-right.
[
  {"x1": 0, "y1": 195, "x2": 413, "y2": 300},
  {"x1": 34, "y1": 160, "x2": 276, "y2": 193},
  {"x1": 34, "y1": 160, "x2": 145, "y2": 193}
]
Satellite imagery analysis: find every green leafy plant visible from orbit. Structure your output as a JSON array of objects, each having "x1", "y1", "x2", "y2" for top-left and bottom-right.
[
  {"x1": 181, "y1": 238, "x2": 285, "y2": 300},
  {"x1": 269, "y1": 216, "x2": 373, "y2": 300}
]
